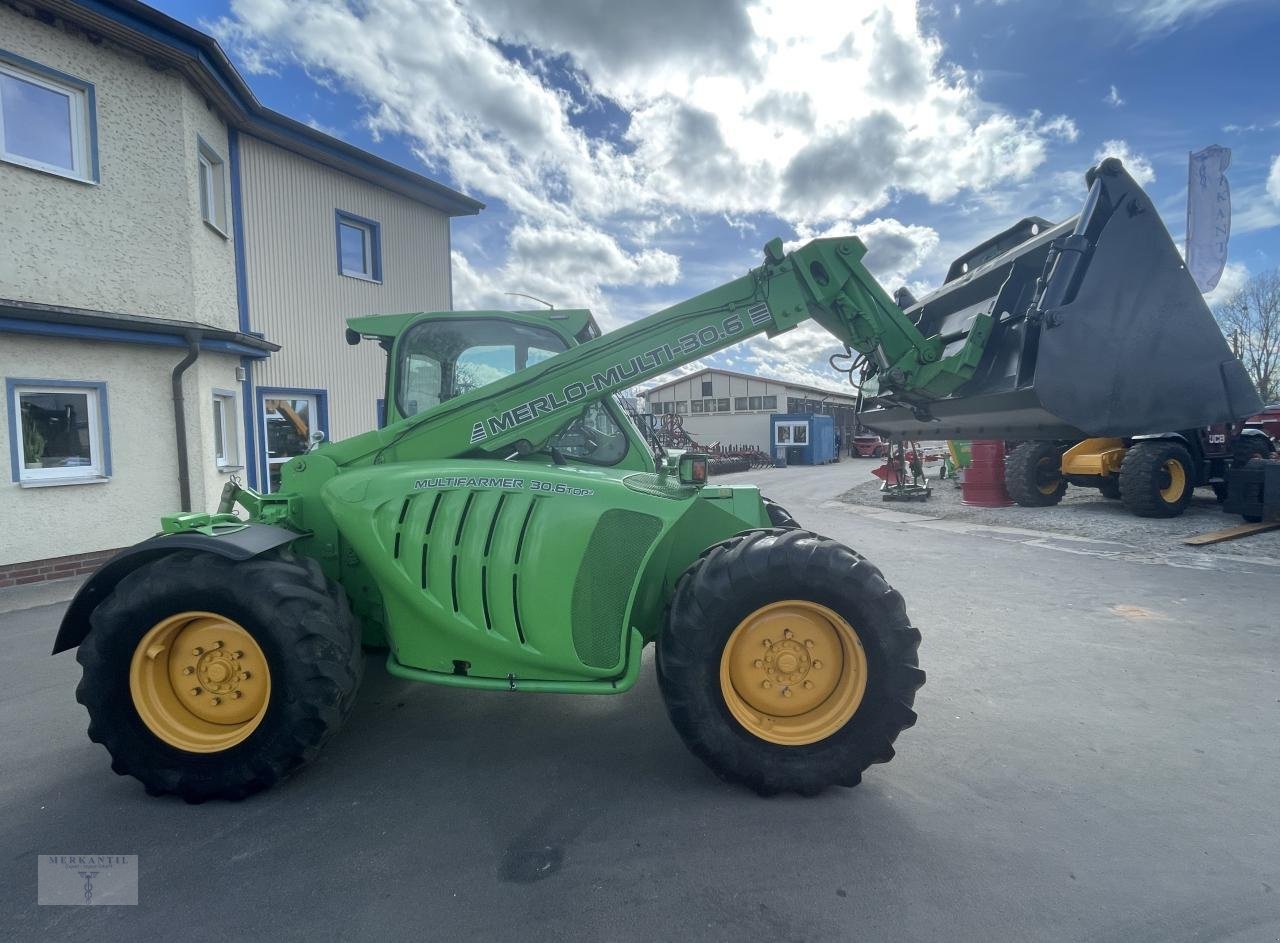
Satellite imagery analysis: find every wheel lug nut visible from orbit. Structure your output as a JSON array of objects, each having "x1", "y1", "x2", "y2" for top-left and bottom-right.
[
  {"x1": 190, "y1": 687, "x2": 201, "y2": 696},
  {"x1": 784, "y1": 629, "x2": 793, "y2": 639},
  {"x1": 210, "y1": 696, "x2": 221, "y2": 706},
  {"x1": 233, "y1": 651, "x2": 244, "y2": 659},
  {"x1": 803, "y1": 680, "x2": 814, "y2": 689},
  {"x1": 182, "y1": 666, "x2": 194, "y2": 676},
  {"x1": 213, "y1": 641, "x2": 223, "y2": 649},
  {"x1": 782, "y1": 688, "x2": 793, "y2": 698},
  {"x1": 762, "y1": 639, "x2": 771, "y2": 648},
  {"x1": 753, "y1": 659, "x2": 763, "y2": 668},
  {"x1": 761, "y1": 680, "x2": 771, "y2": 689},
  {"x1": 231, "y1": 691, "x2": 242, "y2": 700},
  {"x1": 192, "y1": 647, "x2": 204, "y2": 656},
  {"x1": 813, "y1": 660, "x2": 823, "y2": 670},
  {"x1": 241, "y1": 671, "x2": 252, "y2": 680},
  {"x1": 805, "y1": 639, "x2": 814, "y2": 648}
]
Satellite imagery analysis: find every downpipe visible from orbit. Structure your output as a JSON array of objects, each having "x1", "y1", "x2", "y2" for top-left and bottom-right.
[{"x1": 172, "y1": 331, "x2": 201, "y2": 512}]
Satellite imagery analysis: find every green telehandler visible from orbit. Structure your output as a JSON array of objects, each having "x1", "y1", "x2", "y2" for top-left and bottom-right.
[{"x1": 54, "y1": 159, "x2": 1256, "y2": 800}]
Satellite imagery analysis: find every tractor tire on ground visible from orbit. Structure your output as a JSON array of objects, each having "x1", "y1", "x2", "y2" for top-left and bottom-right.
[
  {"x1": 656, "y1": 528, "x2": 924, "y2": 797},
  {"x1": 1233, "y1": 435, "x2": 1275, "y2": 468},
  {"x1": 1005, "y1": 441, "x2": 1068, "y2": 507},
  {"x1": 76, "y1": 549, "x2": 363, "y2": 802},
  {"x1": 762, "y1": 497, "x2": 799, "y2": 529},
  {"x1": 1119, "y1": 440, "x2": 1195, "y2": 518},
  {"x1": 1098, "y1": 478, "x2": 1122, "y2": 500}
]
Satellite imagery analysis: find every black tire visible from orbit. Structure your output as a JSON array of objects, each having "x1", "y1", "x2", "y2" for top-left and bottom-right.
[
  {"x1": 1119, "y1": 441, "x2": 1195, "y2": 518},
  {"x1": 1233, "y1": 435, "x2": 1275, "y2": 468},
  {"x1": 1098, "y1": 478, "x2": 1122, "y2": 500},
  {"x1": 1005, "y1": 441, "x2": 1067, "y2": 506},
  {"x1": 762, "y1": 497, "x2": 799, "y2": 529},
  {"x1": 76, "y1": 549, "x2": 363, "y2": 802},
  {"x1": 656, "y1": 529, "x2": 924, "y2": 796}
]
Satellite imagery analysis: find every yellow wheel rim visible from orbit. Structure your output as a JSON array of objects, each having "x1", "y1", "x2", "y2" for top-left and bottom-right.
[
  {"x1": 1036, "y1": 457, "x2": 1062, "y2": 496},
  {"x1": 1159, "y1": 459, "x2": 1187, "y2": 502},
  {"x1": 129, "y1": 611, "x2": 271, "y2": 753},
  {"x1": 718, "y1": 600, "x2": 867, "y2": 746}
]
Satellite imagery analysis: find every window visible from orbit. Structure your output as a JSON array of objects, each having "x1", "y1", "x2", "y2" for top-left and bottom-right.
[
  {"x1": 7, "y1": 380, "x2": 109, "y2": 484},
  {"x1": 336, "y1": 210, "x2": 382, "y2": 281},
  {"x1": 701, "y1": 378, "x2": 713, "y2": 397},
  {"x1": 549, "y1": 401, "x2": 629, "y2": 466},
  {"x1": 260, "y1": 391, "x2": 324, "y2": 493},
  {"x1": 691, "y1": 400, "x2": 704, "y2": 413},
  {"x1": 197, "y1": 138, "x2": 227, "y2": 233},
  {"x1": 717, "y1": 398, "x2": 730, "y2": 412},
  {"x1": 763, "y1": 395, "x2": 778, "y2": 410},
  {"x1": 675, "y1": 401, "x2": 688, "y2": 414},
  {"x1": 212, "y1": 390, "x2": 238, "y2": 468},
  {"x1": 396, "y1": 318, "x2": 567, "y2": 418},
  {"x1": 734, "y1": 397, "x2": 748, "y2": 411},
  {"x1": 0, "y1": 51, "x2": 96, "y2": 182}
]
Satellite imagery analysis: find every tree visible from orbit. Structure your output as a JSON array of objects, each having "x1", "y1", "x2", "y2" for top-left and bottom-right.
[{"x1": 1214, "y1": 269, "x2": 1280, "y2": 404}]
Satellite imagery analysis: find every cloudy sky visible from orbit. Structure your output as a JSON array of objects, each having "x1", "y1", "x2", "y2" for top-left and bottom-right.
[{"x1": 158, "y1": 0, "x2": 1280, "y2": 391}]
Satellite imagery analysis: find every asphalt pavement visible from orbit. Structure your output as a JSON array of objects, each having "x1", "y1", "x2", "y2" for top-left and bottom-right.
[{"x1": 3, "y1": 461, "x2": 1278, "y2": 941}]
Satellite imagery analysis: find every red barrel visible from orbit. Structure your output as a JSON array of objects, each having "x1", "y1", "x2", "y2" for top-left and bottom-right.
[{"x1": 961, "y1": 440, "x2": 1013, "y2": 507}]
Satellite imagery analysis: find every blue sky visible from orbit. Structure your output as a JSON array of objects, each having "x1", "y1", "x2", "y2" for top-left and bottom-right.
[{"x1": 152, "y1": 0, "x2": 1280, "y2": 390}]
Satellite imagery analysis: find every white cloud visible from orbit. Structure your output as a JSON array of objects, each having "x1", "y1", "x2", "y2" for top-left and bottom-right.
[
  {"x1": 1104, "y1": 84, "x2": 1125, "y2": 107},
  {"x1": 1112, "y1": 0, "x2": 1255, "y2": 37},
  {"x1": 1093, "y1": 139, "x2": 1156, "y2": 185},
  {"x1": 215, "y1": 0, "x2": 1075, "y2": 316},
  {"x1": 1204, "y1": 260, "x2": 1248, "y2": 304},
  {"x1": 1268, "y1": 155, "x2": 1280, "y2": 203}
]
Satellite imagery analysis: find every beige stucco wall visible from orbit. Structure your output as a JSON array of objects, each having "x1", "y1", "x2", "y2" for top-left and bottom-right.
[
  {"x1": 238, "y1": 134, "x2": 452, "y2": 444},
  {"x1": 0, "y1": 335, "x2": 243, "y2": 565},
  {"x1": 0, "y1": 4, "x2": 238, "y2": 330}
]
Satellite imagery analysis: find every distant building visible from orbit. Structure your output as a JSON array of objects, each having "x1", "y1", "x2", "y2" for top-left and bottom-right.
[
  {"x1": 0, "y1": 0, "x2": 482, "y2": 581},
  {"x1": 641, "y1": 368, "x2": 861, "y2": 452}
]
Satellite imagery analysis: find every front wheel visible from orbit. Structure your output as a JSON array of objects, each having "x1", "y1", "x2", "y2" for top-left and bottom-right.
[
  {"x1": 657, "y1": 529, "x2": 924, "y2": 796},
  {"x1": 1005, "y1": 441, "x2": 1067, "y2": 507},
  {"x1": 1120, "y1": 441, "x2": 1195, "y2": 518},
  {"x1": 75, "y1": 550, "x2": 363, "y2": 801}
]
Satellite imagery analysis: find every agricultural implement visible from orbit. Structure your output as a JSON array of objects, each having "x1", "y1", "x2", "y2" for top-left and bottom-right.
[{"x1": 55, "y1": 160, "x2": 1254, "y2": 801}]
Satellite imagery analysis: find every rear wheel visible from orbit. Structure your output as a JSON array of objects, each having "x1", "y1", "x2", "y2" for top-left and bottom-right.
[
  {"x1": 1120, "y1": 441, "x2": 1195, "y2": 518},
  {"x1": 657, "y1": 529, "x2": 924, "y2": 796},
  {"x1": 76, "y1": 550, "x2": 363, "y2": 801},
  {"x1": 1098, "y1": 478, "x2": 1122, "y2": 500},
  {"x1": 1005, "y1": 441, "x2": 1067, "y2": 506}
]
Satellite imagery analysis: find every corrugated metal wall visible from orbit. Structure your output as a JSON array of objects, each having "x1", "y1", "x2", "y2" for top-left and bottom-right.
[{"x1": 237, "y1": 134, "x2": 452, "y2": 445}]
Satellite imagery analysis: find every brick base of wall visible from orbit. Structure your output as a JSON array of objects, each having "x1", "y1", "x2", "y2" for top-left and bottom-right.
[{"x1": 0, "y1": 548, "x2": 120, "y2": 589}]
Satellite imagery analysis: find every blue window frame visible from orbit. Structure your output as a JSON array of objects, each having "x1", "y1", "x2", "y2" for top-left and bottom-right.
[
  {"x1": 0, "y1": 48, "x2": 99, "y2": 183},
  {"x1": 335, "y1": 210, "x2": 382, "y2": 282},
  {"x1": 6, "y1": 378, "x2": 111, "y2": 485}
]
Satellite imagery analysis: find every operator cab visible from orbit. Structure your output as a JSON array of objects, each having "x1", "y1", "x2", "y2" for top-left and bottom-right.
[{"x1": 347, "y1": 309, "x2": 645, "y2": 469}]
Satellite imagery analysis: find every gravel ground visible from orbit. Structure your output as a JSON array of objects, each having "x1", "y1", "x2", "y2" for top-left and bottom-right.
[{"x1": 838, "y1": 459, "x2": 1280, "y2": 560}]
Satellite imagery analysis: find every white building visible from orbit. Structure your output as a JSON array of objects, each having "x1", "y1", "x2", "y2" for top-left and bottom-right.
[
  {"x1": 0, "y1": 0, "x2": 481, "y2": 582},
  {"x1": 641, "y1": 368, "x2": 861, "y2": 452}
]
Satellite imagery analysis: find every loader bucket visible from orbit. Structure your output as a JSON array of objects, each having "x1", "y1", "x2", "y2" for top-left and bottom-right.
[{"x1": 858, "y1": 158, "x2": 1261, "y2": 440}]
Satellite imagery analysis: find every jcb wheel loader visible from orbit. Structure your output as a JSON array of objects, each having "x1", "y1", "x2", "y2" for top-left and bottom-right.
[{"x1": 56, "y1": 160, "x2": 1256, "y2": 801}]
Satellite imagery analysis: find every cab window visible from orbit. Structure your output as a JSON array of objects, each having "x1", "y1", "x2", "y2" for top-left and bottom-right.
[
  {"x1": 397, "y1": 318, "x2": 567, "y2": 417},
  {"x1": 549, "y1": 400, "x2": 630, "y2": 466}
]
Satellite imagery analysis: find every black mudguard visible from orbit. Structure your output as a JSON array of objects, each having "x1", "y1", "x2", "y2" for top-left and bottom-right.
[{"x1": 51, "y1": 524, "x2": 300, "y2": 654}]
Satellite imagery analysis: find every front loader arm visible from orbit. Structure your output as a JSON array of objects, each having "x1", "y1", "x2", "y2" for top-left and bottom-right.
[{"x1": 331, "y1": 236, "x2": 990, "y2": 467}]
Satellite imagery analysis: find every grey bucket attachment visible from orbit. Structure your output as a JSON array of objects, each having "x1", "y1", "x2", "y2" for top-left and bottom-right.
[{"x1": 858, "y1": 158, "x2": 1261, "y2": 440}]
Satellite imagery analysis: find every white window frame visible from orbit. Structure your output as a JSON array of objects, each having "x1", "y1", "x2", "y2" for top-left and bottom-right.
[
  {"x1": 338, "y1": 219, "x2": 374, "y2": 278},
  {"x1": 197, "y1": 137, "x2": 228, "y2": 235},
  {"x1": 212, "y1": 390, "x2": 239, "y2": 469},
  {"x1": 0, "y1": 54, "x2": 95, "y2": 183},
  {"x1": 9, "y1": 381, "x2": 108, "y2": 485}
]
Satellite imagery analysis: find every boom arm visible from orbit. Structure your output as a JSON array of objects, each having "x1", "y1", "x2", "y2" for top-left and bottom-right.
[{"x1": 332, "y1": 236, "x2": 991, "y2": 467}]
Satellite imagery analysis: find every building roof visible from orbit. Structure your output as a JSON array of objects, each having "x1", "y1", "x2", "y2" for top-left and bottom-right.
[
  {"x1": 642, "y1": 366, "x2": 860, "y2": 403},
  {"x1": 32, "y1": 0, "x2": 484, "y2": 217}
]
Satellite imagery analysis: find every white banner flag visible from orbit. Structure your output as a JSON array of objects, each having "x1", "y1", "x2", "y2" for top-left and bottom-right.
[{"x1": 1186, "y1": 145, "x2": 1232, "y2": 293}]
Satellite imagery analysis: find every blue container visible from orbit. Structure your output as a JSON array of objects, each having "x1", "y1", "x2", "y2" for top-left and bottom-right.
[{"x1": 769, "y1": 414, "x2": 836, "y2": 465}]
